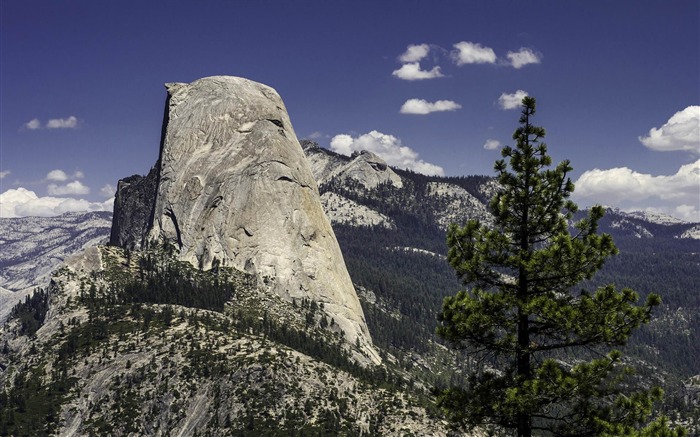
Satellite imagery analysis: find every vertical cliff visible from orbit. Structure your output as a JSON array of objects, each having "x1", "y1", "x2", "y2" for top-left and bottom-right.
[
  {"x1": 109, "y1": 167, "x2": 158, "y2": 249},
  {"x1": 113, "y1": 76, "x2": 379, "y2": 363}
]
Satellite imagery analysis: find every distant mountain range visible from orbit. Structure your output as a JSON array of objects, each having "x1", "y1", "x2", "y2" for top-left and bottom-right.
[
  {"x1": 0, "y1": 211, "x2": 112, "y2": 321},
  {"x1": 3, "y1": 145, "x2": 696, "y2": 313}
]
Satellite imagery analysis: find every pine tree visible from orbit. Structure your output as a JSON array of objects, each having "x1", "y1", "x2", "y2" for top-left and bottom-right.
[{"x1": 436, "y1": 96, "x2": 685, "y2": 436}]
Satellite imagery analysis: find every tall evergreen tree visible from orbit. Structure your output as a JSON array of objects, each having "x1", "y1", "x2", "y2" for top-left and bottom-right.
[{"x1": 436, "y1": 97, "x2": 685, "y2": 436}]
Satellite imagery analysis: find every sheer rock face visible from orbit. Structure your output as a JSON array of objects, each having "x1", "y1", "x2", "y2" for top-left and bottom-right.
[
  {"x1": 145, "y1": 76, "x2": 379, "y2": 363},
  {"x1": 109, "y1": 167, "x2": 158, "y2": 250}
]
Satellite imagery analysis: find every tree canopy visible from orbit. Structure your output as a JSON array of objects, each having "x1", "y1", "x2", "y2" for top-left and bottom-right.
[{"x1": 436, "y1": 96, "x2": 685, "y2": 437}]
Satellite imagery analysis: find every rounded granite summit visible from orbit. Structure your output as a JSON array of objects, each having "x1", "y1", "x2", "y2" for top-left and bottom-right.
[{"x1": 139, "y1": 76, "x2": 380, "y2": 364}]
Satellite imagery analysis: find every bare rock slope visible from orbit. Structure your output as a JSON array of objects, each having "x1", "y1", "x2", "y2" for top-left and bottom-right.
[
  {"x1": 118, "y1": 76, "x2": 378, "y2": 363},
  {"x1": 303, "y1": 141, "x2": 402, "y2": 190},
  {"x1": 0, "y1": 212, "x2": 112, "y2": 292}
]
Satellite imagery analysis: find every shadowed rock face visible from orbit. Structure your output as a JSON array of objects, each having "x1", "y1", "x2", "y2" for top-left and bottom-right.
[
  {"x1": 143, "y1": 76, "x2": 379, "y2": 363},
  {"x1": 109, "y1": 167, "x2": 158, "y2": 249}
]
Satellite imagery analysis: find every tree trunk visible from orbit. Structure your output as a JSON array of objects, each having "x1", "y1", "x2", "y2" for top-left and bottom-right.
[
  {"x1": 517, "y1": 117, "x2": 532, "y2": 437},
  {"x1": 517, "y1": 301, "x2": 532, "y2": 437}
]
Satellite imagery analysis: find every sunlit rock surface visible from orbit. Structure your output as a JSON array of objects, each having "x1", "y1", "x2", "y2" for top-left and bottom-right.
[
  {"x1": 303, "y1": 141, "x2": 403, "y2": 190},
  {"x1": 144, "y1": 76, "x2": 379, "y2": 363}
]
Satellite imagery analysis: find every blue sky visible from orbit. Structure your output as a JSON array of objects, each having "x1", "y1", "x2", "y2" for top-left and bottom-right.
[{"x1": 1, "y1": 0, "x2": 698, "y2": 220}]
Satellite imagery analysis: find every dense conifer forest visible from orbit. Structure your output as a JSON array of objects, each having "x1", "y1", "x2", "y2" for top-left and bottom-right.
[{"x1": 323, "y1": 167, "x2": 699, "y2": 429}]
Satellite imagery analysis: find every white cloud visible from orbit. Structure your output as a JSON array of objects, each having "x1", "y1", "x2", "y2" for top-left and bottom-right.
[
  {"x1": 639, "y1": 106, "x2": 700, "y2": 153},
  {"x1": 506, "y1": 48, "x2": 541, "y2": 69},
  {"x1": 392, "y1": 62, "x2": 444, "y2": 81},
  {"x1": 0, "y1": 187, "x2": 113, "y2": 218},
  {"x1": 674, "y1": 204, "x2": 698, "y2": 221},
  {"x1": 46, "y1": 116, "x2": 78, "y2": 129},
  {"x1": 399, "y1": 44, "x2": 430, "y2": 63},
  {"x1": 24, "y1": 118, "x2": 41, "y2": 130},
  {"x1": 400, "y1": 99, "x2": 461, "y2": 115},
  {"x1": 21, "y1": 116, "x2": 80, "y2": 130},
  {"x1": 45, "y1": 169, "x2": 84, "y2": 182},
  {"x1": 330, "y1": 130, "x2": 444, "y2": 176},
  {"x1": 100, "y1": 184, "x2": 116, "y2": 198},
  {"x1": 307, "y1": 131, "x2": 324, "y2": 140},
  {"x1": 0, "y1": 170, "x2": 10, "y2": 179},
  {"x1": 47, "y1": 180, "x2": 90, "y2": 196},
  {"x1": 451, "y1": 41, "x2": 497, "y2": 65},
  {"x1": 46, "y1": 169, "x2": 69, "y2": 181},
  {"x1": 573, "y1": 159, "x2": 700, "y2": 222},
  {"x1": 483, "y1": 139, "x2": 502, "y2": 150},
  {"x1": 498, "y1": 90, "x2": 529, "y2": 110}
]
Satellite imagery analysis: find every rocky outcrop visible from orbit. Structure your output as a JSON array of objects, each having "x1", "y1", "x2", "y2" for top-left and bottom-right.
[
  {"x1": 301, "y1": 140, "x2": 349, "y2": 185},
  {"x1": 320, "y1": 192, "x2": 395, "y2": 229},
  {"x1": 680, "y1": 224, "x2": 700, "y2": 239},
  {"x1": 339, "y1": 151, "x2": 403, "y2": 189},
  {"x1": 303, "y1": 141, "x2": 349, "y2": 186},
  {"x1": 304, "y1": 143, "x2": 403, "y2": 190},
  {"x1": 109, "y1": 167, "x2": 158, "y2": 249},
  {"x1": 118, "y1": 76, "x2": 378, "y2": 363},
  {"x1": 425, "y1": 182, "x2": 494, "y2": 229}
]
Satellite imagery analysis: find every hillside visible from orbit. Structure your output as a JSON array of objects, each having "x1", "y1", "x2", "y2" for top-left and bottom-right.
[
  {"x1": 0, "y1": 244, "x2": 469, "y2": 436},
  {"x1": 1, "y1": 143, "x2": 698, "y2": 434},
  {"x1": 303, "y1": 142, "x2": 700, "y2": 430}
]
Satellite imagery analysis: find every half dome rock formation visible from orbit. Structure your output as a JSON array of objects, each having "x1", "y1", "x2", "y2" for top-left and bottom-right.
[{"x1": 113, "y1": 76, "x2": 379, "y2": 364}]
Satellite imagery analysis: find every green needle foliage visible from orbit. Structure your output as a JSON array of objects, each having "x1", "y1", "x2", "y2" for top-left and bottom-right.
[{"x1": 436, "y1": 97, "x2": 685, "y2": 437}]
